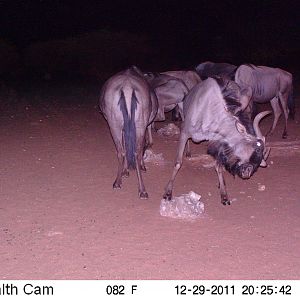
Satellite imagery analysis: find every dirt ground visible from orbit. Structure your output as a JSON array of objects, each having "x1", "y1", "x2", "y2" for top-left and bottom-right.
[{"x1": 0, "y1": 84, "x2": 299, "y2": 280}]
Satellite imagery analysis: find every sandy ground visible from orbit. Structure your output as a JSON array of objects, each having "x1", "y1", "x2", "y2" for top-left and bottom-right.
[{"x1": 0, "y1": 85, "x2": 299, "y2": 280}]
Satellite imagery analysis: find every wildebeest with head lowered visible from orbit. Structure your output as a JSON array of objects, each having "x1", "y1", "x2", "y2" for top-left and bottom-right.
[
  {"x1": 195, "y1": 61, "x2": 237, "y2": 80},
  {"x1": 235, "y1": 64, "x2": 294, "y2": 138},
  {"x1": 163, "y1": 77, "x2": 271, "y2": 205},
  {"x1": 99, "y1": 66, "x2": 158, "y2": 199}
]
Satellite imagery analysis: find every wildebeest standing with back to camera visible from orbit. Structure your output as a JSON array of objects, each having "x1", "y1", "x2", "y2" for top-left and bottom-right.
[
  {"x1": 235, "y1": 64, "x2": 294, "y2": 138},
  {"x1": 163, "y1": 77, "x2": 271, "y2": 205},
  {"x1": 99, "y1": 66, "x2": 158, "y2": 199}
]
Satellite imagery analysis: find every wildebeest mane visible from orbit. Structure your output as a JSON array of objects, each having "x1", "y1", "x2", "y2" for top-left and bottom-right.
[
  {"x1": 243, "y1": 63, "x2": 264, "y2": 71},
  {"x1": 214, "y1": 76, "x2": 241, "y2": 113},
  {"x1": 145, "y1": 71, "x2": 160, "y2": 78},
  {"x1": 130, "y1": 65, "x2": 144, "y2": 77},
  {"x1": 207, "y1": 140, "x2": 240, "y2": 176},
  {"x1": 243, "y1": 63, "x2": 256, "y2": 69},
  {"x1": 214, "y1": 77, "x2": 255, "y2": 135},
  {"x1": 235, "y1": 110, "x2": 255, "y2": 135}
]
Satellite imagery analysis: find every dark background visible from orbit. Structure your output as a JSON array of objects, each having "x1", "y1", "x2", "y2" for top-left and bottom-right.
[{"x1": 0, "y1": 0, "x2": 299, "y2": 85}]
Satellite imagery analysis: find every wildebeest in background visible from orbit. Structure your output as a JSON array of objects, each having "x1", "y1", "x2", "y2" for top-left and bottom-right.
[
  {"x1": 235, "y1": 64, "x2": 294, "y2": 138},
  {"x1": 161, "y1": 70, "x2": 201, "y2": 90},
  {"x1": 161, "y1": 70, "x2": 202, "y2": 122},
  {"x1": 163, "y1": 77, "x2": 271, "y2": 205},
  {"x1": 195, "y1": 61, "x2": 237, "y2": 80},
  {"x1": 144, "y1": 72, "x2": 189, "y2": 123},
  {"x1": 145, "y1": 70, "x2": 201, "y2": 157},
  {"x1": 99, "y1": 66, "x2": 158, "y2": 199}
]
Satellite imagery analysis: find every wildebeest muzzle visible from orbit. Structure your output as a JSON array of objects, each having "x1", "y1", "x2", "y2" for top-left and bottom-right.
[{"x1": 239, "y1": 163, "x2": 254, "y2": 179}]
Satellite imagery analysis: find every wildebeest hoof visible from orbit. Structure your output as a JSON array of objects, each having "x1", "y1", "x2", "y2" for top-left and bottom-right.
[
  {"x1": 222, "y1": 199, "x2": 231, "y2": 205},
  {"x1": 113, "y1": 182, "x2": 121, "y2": 189},
  {"x1": 163, "y1": 192, "x2": 172, "y2": 201},
  {"x1": 141, "y1": 165, "x2": 147, "y2": 172},
  {"x1": 139, "y1": 191, "x2": 148, "y2": 199},
  {"x1": 185, "y1": 151, "x2": 191, "y2": 158},
  {"x1": 266, "y1": 130, "x2": 273, "y2": 137},
  {"x1": 282, "y1": 133, "x2": 288, "y2": 139},
  {"x1": 145, "y1": 143, "x2": 153, "y2": 149},
  {"x1": 122, "y1": 170, "x2": 129, "y2": 178}
]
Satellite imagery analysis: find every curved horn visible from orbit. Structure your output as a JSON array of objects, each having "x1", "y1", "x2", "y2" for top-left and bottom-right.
[
  {"x1": 264, "y1": 147, "x2": 271, "y2": 160},
  {"x1": 260, "y1": 146, "x2": 271, "y2": 167},
  {"x1": 253, "y1": 111, "x2": 272, "y2": 141},
  {"x1": 254, "y1": 111, "x2": 272, "y2": 167}
]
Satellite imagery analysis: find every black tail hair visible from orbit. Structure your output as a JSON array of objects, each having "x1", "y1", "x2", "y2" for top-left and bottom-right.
[
  {"x1": 118, "y1": 89, "x2": 138, "y2": 169},
  {"x1": 288, "y1": 86, "x2": 295, "y2": 120}
]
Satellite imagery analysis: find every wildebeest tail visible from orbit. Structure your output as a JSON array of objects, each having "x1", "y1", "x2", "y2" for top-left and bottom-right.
[
  {"x1": 118, "y1": 89, "x2": 138, "y2": 169},
  {"x1": 288, "y1": 86, "x2": 295, "y2": 119}
]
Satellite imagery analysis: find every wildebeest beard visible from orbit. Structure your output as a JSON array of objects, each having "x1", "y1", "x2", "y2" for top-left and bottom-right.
[{"x1": 207, "y1": 140, "x2": 263, "y2": 178}]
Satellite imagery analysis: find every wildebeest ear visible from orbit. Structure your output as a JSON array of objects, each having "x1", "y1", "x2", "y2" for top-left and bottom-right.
[
  {"x1": 233, "y1": 86, "x2": 252, "y2": 114},
  {"x1": 241, "y1": 86, "x2": 252, "y2": 98},
  {"x1": 235, "y1": 120, "x2": 247, "y2": 134},
  {"x1": 238, "y1": 86, "x2": 252, "y2": 112}
]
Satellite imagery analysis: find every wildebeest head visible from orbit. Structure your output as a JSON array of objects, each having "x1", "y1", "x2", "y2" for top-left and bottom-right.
[
  {"x1": 195, "y1": 61, "x2": 237, "y2": 80},
  {"x1": 143, "y1": 72, "x2": 160, "y2": 82},
  {"x1": 207, "y1": 77, "x2": 271, "y2": 179},
  {"x1": 207, "y1": 132, "x2": 265, "y2": 179}
]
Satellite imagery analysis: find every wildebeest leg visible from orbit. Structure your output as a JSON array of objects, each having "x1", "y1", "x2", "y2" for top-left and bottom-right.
[
  {"x1": 141, "y1": 143, "x2": 147, "y2": 173},
  {"x1": 171, "y1": 105, "x2": 181, "y2": 122},
  {"x1": 151, "y1": 121, "x2": 157, "y2": 132},
  {"x1": 152, "y1": 106, "x2": 166, "y2": 132},
  {"x1": 146, "y1": 125, "x2": 153, "y2": 148},
  {"x1": 135, "y1": 153, "x2": 148, "y2": 199},
  {"x1": 140, "y1": 157, "x2": 147, "y2": 172},
  {"x1": 121, "y1": 131, "x2": 129, "y2": 178},
  {"x1": 154, "y1": 106, "x2": 166, "y2": 122},
  {"x1": 278, "y1": 92, "x2": 289, "y2": 138},
  {"x1": 177, "y1": 102, "x2": 184, "y2": 122},
  {"x1": 185, "y1": 140, "x2": 191, "y2": 158},
  {"x1": 135, "y1": 131, "x2": 148, "y2": 199},
  {"x1": 267, "y1": 97, "x2": 281, "y2": 136},
  {"x1": 171, "y1": 105, "x2": 181, "y2": 121},
  {"x1": 215, "y1": 163, "x2": 230, "y2": 205},
  {"x1": 163, "y1": 133, "x2": 188, "y2": 200},
  {"x1": 178, "y1": 103, "x2": 191, "y2": 158}
]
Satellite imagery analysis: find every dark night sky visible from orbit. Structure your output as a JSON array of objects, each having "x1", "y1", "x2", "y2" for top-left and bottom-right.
[
  {"x1": 1, "y1": 0, "x2": 299, "y2": 46},
  {"x1": 0, "y1": 0, "x2": 299, "y2": 72}
]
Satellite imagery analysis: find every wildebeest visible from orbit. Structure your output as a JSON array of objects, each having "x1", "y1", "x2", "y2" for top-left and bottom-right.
[
  {"x1": 162, "y1": 70, "x2": 201, "y2": 90},
  {"x1": 195, "y1": 61, "x2": 237, "y2": 80},
  {"x1": 235, "y1": 64, "x2": 294, "y2": 138},
  {"x1": 144, "y1": 72, "x2": 189, "y2": 123},
  {"x1": 145, "y1": 70, "x2": 201, "y2": 156},
  {"x1": 161, "y1": 70, "x2": 201, "y2": 122},
  {"x1": 163, "y1": 77, "x2": 271, "y2": 205},
  {"x1": 99, "y1": 66, "x2": 158, "y2": 199}
]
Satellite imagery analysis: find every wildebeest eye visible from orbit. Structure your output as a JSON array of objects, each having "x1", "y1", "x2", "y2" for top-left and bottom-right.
[{"x1": 255, "y1": 148, "x2": 261, "y2": 154}]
